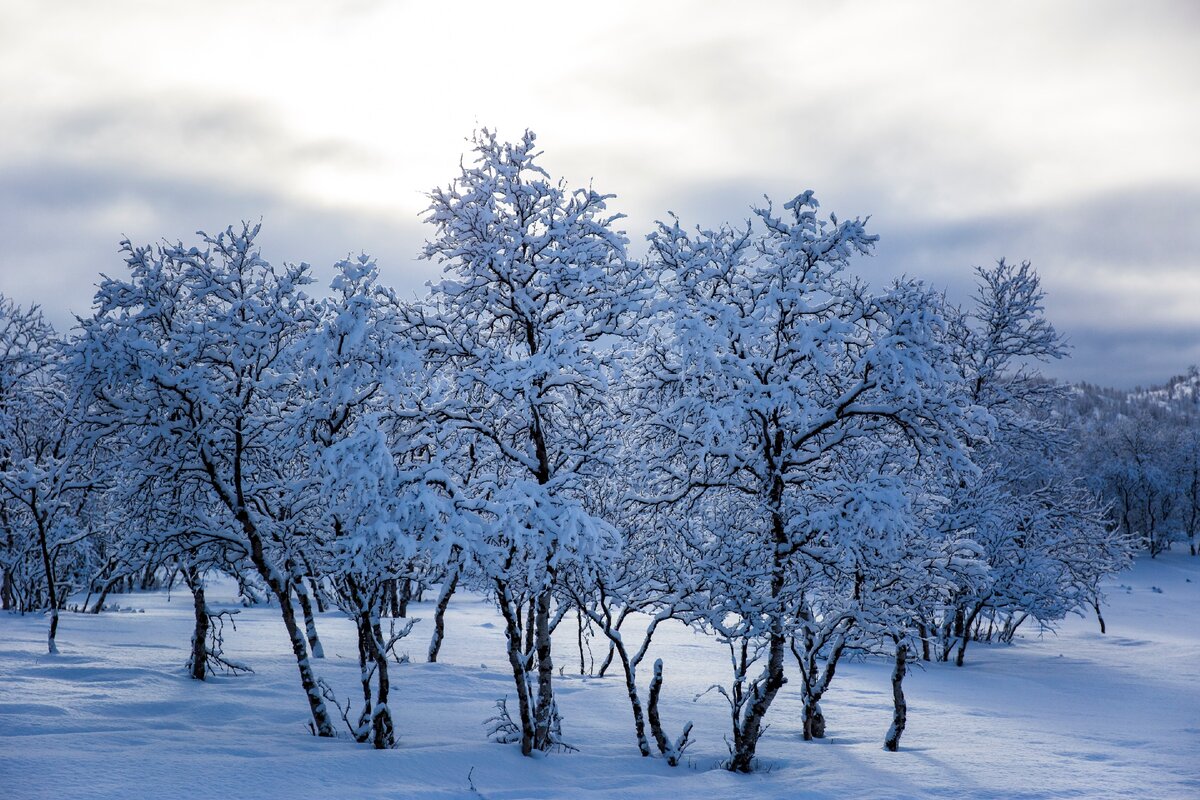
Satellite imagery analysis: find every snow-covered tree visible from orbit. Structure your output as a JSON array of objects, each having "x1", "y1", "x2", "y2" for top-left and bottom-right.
[
  {"x1": 0, "y1": 297, "x2": 99, "y2": 652},
  {"x1": 1089, "y1": 413, "x2": 1183, "y2": 557},
  {"x1": 1178, "y1": 424, "x2": 1200, "y2": 557},
  {"x1": 75, "y1": 224, "x2": 338, "y2": 735},
  {"x1": 406, "y1": 130, "x2": 651, "y2": 755},
  {"x1": 635, "y1": 193, "x2": 978, "y2": 771},
  {"x1": 560, "y1": 477, "x2": 700, "y2": 762},
  {"x1": 934, "y1": 260, "x2": 1129, "y2": 666},
  {"x1": 295, "y1": 255, "x2": 463, "y2": 749}
]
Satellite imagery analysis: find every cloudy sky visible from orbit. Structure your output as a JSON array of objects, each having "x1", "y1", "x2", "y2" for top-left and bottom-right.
[{"x1": 1, "y1": 0, "x2": 1196, "y2": 386}]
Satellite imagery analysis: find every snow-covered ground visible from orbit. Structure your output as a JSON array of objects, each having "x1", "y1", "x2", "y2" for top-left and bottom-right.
[{"x1": 2, "y1": 555, "x2": 1198, "y2": 800}]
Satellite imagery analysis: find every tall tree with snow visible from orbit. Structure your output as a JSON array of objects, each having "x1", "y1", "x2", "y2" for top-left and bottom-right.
[
  {"x1": 934, "y1": 260, "x2": 1128, "y2": 666},
  {"x1": 406, "y1": 130, "x2": 651, "y2": 755},
  {"x1": 75, "y1": 225, "x2": 338, "y2": 736},
  {"x1": 295, "y1": 255, "x2": 464, "y2": 748},
  {"x1": 635, "y1": 194, "x2": 978, "y2": 771}
]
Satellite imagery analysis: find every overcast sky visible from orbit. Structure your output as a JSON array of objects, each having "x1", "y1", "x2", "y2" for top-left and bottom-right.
[{"x1": 1, "y1": 0, "x2": 1196, "y2": 387}]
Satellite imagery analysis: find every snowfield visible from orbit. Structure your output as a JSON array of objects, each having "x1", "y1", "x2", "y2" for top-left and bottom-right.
[{"x1": 2, "y1": 554, "x2": 1198, "y2": 800}]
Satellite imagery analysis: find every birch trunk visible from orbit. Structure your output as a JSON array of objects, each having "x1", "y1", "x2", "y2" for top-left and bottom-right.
[
  {"x1": 496, "y1": 579, "x2": 535, "y2": 756},
  {"x1": 184, "y1": 566, "x2": 209, "y2": 681},
  {"x1": 532, "y1": 587, "x2": 556, "y2": 749},
  {"x1": 35, "y1": 510, "x2": 58, "y2": 655},
  {"x1": 427, "y1": 563, "x2": 460, "y2": 663},
  {"x1": 884, "y1": 643, "x2": 907, "y2": 752},
  {"x1": 293, "y1": 576, "x2": 324, "y2": 659}
]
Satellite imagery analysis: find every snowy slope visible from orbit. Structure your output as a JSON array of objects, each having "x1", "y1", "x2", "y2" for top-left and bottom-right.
[{"x1": 2, "y1": 555, "x2": 1198, "y2": 800}]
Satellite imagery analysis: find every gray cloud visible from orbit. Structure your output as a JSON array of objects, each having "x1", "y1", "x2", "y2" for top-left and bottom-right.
[
  {"x1": 0, "y1": 158, "x2": 432, "y2": 330},
  {"x1": 1052, "y1": 327, "x2": 1200, "y2": 389},
  {"x1": 615, "y1": 179, "x2": 1200, "y2": 388},
  {"x1": 2, "y1": 161, "x2": 1196, "y2": 389},
  {"x1": 0, "y1": 0, "x2": 1196, "y2": 389},
  {"x1": 875, "y1": 185, "x2": 1200, "y2": 387}
]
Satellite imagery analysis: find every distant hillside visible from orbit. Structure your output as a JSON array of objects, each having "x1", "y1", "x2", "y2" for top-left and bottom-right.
[{"x1": 1062, "y1": 367, "x2": 1200, "y2": 422}]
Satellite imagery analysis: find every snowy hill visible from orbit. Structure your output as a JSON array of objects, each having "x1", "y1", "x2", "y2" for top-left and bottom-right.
[
  {"x1": 2, "y1": 554, "x2": 1198, "y2": 799},
  {"x1": 1065, "y1": 367, "x2": 1200, "y2": 421}
]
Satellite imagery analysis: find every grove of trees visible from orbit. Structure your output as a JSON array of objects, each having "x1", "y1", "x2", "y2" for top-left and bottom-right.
[{"x1": 0, "y1": 130, "x2": 1154, "y2": 769}]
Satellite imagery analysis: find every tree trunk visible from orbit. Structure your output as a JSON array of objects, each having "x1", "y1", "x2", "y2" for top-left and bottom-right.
[
  {"x1": 532, "y1": 587, "x2": 557, "y2": 750},
  {"x1": 344, "y1": 576, "x2": 395, "y2": 749},
  {"x1": 646, "y1": 659, "x2": 671, "y2": 758},
  {"x1": 201, "y1": 433, "x2": 335, "y2": 736},
  {"x1": 361, "y1": 599, "x2": 394, "y2": 748},
  {"x1": 884, "y1": 643, "x2": 907, "y2": 752},
  {"x1": 293, "y1": 578, "x2": 324, "y2": 659},
  {"x1": 803, "y1": 699, "x2": 827, "y2": 740},
  {"x1": 276, "y1": 583, "x2": 334, "y2": 736},
  {"x1": 353, "y1": 603, "x2": 373, "y2": 741},
  {"x1": 596, "y1": 607, "x2": 630, "y2": 677},
  {"x1": 956, "y1": 602, "x2": 985, "y2": 667},
  {"x1": 300, "y1": 555, "x2": 327, "y2": 613},
  {"x1": 1092, "y1": 599, "x2": 1106, "y2": 635},
  {"x1": 185, "y1": 566, "x2": 209, "y2": 681},
  {"x1": 794, "y1": 629, "x2": 849, "y2": 741},
  {"x1": 35, "y1": 511, "x2": 59, "y2": 655},
  {"x1": 728, "y1": 630, "x2": 786, "y2": 772},
  {"x1": 90, "y1": 574, "x2": 119, "y2": 613},
  {"x1": 139, "y1": 562, "x2": 158, "y2": 591},
  {"x1": 368, "y1": 619, "x2": 394, "y2": 751},
  {"x1": 309, "y1": 577, "x2": 327, "y2": 613},
  {"x1": 610, "y1": 625, "x2": 651, "y2": 757},
  {"x1": 241, "y1": 521, "x2": 334, "y2": 737},
  {"x1": 397, "y1": 577, "x2": 412, "y2": 619},
  {"x1": 1, "y1": 567, "x2": 12, "y2": 611},
  {"x1": 577, "y1": 606, "x2": 587, "y2": 675},
  {"x1": 524, "y1": 597, "x2": 536, "y2": 658},
  {"x1": 727, "y1": 505, "x2": 790, "y2": 772},
  {"x1": 801, "y1": 667, "x2": 830, "y2": 740},
  {"x1": 496, "y1": 579, "x2": 535, "y2": 756},
  {"x1": 427, "y1": 563, "x2": 460, "y2": 663}
]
